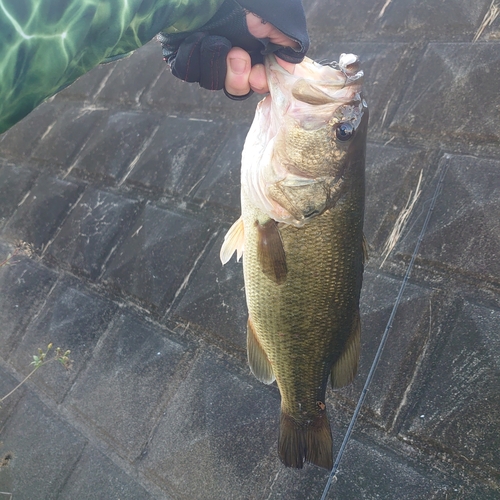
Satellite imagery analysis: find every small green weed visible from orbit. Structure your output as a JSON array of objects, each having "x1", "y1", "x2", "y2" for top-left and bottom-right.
[
  {"x1": 1, "y1": 344, "x2": 72, "y2": 406},
  {"x1": 1, "y1": 243, "x2": 72, "y2": 406}
]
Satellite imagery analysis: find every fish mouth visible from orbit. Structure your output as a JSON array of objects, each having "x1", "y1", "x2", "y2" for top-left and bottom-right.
[
  {"x1": 265, "y1": 54, "x2": 365, "y2": 108},
  {"x1": 264, "y1": 54, "x2": 367, "y2": 134}
]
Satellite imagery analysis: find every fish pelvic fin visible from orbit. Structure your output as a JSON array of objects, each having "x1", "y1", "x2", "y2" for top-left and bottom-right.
[
  {"x1": 247, "y1": 318, "x2": 275, "y2": 384},
  {"x1": 220, "y1": 216, "x2": 244, "y2": 265},
  {"x1": 256, "y1": 219, "x2": 287, "y2": 285},
  {"x1": 331, "y1": 310, "x2": 361, "y2": 389},
  {"x1": 278, "y1": 410, "x2": 333, "y2": 470}
]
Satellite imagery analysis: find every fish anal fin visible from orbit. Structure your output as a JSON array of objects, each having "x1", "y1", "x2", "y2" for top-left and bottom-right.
[
  {"x1": 279, "y1": 411, "x2": 333, "y2": 470},
  {"x1": 256, "y1": 219, "x2": 287, "y2": 285},
  {"x1": 220, "y1": 216, "x2": 244, "y2": 265},
  {"x1": 331, "y1": 310, "x2": 361, "y2": 389},
  {"x1": 247, "y1": 318, "x2": 275, "y2": 384}
]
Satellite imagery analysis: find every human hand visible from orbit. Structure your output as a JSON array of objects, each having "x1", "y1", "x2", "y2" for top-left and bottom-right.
[
  {"x1": 224, "y1": 12, "x2": 298, "y2": 97},
  {"x1": 158, "y1": 0, "x2": 308, "y2": 99}
]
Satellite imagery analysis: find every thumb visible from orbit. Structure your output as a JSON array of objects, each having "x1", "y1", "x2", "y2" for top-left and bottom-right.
[{"x1": 225, "y1": 48, "x2": 252, "y2": 97}]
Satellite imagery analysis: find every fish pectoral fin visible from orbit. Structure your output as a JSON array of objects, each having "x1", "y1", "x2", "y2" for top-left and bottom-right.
[
  {"x1": 256, "y1": 219, "x2": 287, "y2": 285},
  {"x1": 330, "y1": 310, "x2": 361, "y2": 389},
  {"x1": 220, "y1": 216, "x2": 244, "y2": 265},
  {"x1": 247, "y1": 318, "x2": 275, "y2": 384}
]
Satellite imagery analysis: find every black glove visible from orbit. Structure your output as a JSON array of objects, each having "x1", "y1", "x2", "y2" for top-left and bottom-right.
[{"x1": 158, "y1": 0, "x2": 309, "y2": 94}]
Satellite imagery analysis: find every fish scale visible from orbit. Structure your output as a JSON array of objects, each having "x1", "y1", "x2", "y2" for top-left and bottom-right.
[{"x1": 243, "y1": 185, "x2": 363, "y2": 406}]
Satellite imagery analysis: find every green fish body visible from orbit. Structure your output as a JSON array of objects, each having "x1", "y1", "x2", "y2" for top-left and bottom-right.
[{"x1": 221, "y1": 54, "x2": 368, "y2": 469}]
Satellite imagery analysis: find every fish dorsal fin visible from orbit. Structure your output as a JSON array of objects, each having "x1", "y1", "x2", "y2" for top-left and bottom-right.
[
  {"x1": 220, "y1": 216, "x2": 244, "y2": 265},
  {"x1": 291, "y1": 79, "x2": 336, "y2": 106},
  {"x1": 330, "y1": 310, "x2": 361, "y2": 389},
  {"x1": 256, "y1": 219, "x2": 287, "y2": 285},
  {"x1": 247, "y1": 318, "x2": 275, "y2": 384}
]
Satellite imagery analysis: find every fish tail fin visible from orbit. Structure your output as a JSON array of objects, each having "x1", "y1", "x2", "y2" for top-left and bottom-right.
[{"x1": 278, "y1": 410, "x2": 333, "y2": 470}]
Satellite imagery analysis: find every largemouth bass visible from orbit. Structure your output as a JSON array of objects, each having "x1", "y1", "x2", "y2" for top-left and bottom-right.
[{"x1": 220, "y1": 54, "x2": 368, "y2": 470}]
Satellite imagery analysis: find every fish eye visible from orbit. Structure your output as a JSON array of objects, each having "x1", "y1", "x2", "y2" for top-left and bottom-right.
[{"x1": 335, "y1": 122, "x2": 355, "y2": 141}]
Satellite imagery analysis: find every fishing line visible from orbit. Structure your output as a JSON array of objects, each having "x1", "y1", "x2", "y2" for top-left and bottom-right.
[{"x1": 320, "y1": 162, "x2": 449, "y2": 500}]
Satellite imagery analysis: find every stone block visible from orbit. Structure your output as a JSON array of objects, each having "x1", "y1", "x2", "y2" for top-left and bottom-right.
[
  {"x1": 371, "y1": 0, "x2": 492, "y2": 42},
  {"x1": 71, "y1": 111, "x2": 159, "y2": 182},
  {"x1": 397, "y1": 154, "x2": 500, "y2": 284},
  {"x1": 0, "y1": 101, "x2": 65, "y2": 160},
  {"x1": 364, "y1": 143, "x2": 433, "y2": 255},
  {"x1": 0, "y1": 164, "x2": 36, "y2": 229},
  {"x1": 305, "y1": 0, "x2": 491, "y2": 42},
  {"x1": 66, "y1": 313, "x2": 191, "y2": 460},
  {"x1": 0, "y1": 254, "x2": 57, "y2": 356},
  {"x1": 0, "y1": 392, "x2": 86, "y2": 500},
  {"x1": 173, "y1": 232, "x2": 247, "y2": 349},
  {"x1": 390, "y1": 43, "x2": 500, "y2": 148},
  {"x1": 139, "y1": 345, "x2": 449, "y2": 499},
  {"x1": 31, "y1": 106, "x2": 104, "y2": 167},
  {"x1": 192, "y1": 124, "x2": 248, "y2": 214},
  {"x1": 326, "y1": 437, "x2": 448, "y2": 499},
  {"x1": 96, "y1": 41, "x2": 165, "y2": 105},
  {"x1": 305, "y1": 0, "x2": 384, "y2": 42},
  {"x1": 46, "y1": 189, "x2": 140, "y2": 279},
  {"x1": 2, "y1": 174, "x2": 83, "y2": 251},
  {"x1": 263, "y1": 424, "x2": 449, "y2": 499},
  {"x1": 459, "y1": 482, "x2": 500, "y2": 500},
  {"x1": 9, "y1": 280, "x2": 117, "y2": 403},
  {"x1": 56, "y1": 61, "x2": 115, "y2": 101},
  {"x1": 400, "y1": 300, "x2": 500, "y2": 483},
  {"x1": 0, "y1": 366, "x2": 25, "y2": 428},
  {"x1": 124, "y1": 116, "x2": 225, "y2": 197},
  {"x1": 103, "y1": 204, "x2": 213, "y2": 311},
  {"x1": 140, "y1": 348, "x2": 283, "y2": 499},
  {"x1": 59, "y1": 445, "x2": 153, "y2": 500},
  {"x1": 336, "y1": 271, "x2": 436, "y2": 427}
]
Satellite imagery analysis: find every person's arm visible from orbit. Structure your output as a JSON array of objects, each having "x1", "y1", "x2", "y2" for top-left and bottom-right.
[{"x1": 0, "y1": 0, "x2": 224, "y2": 134}]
